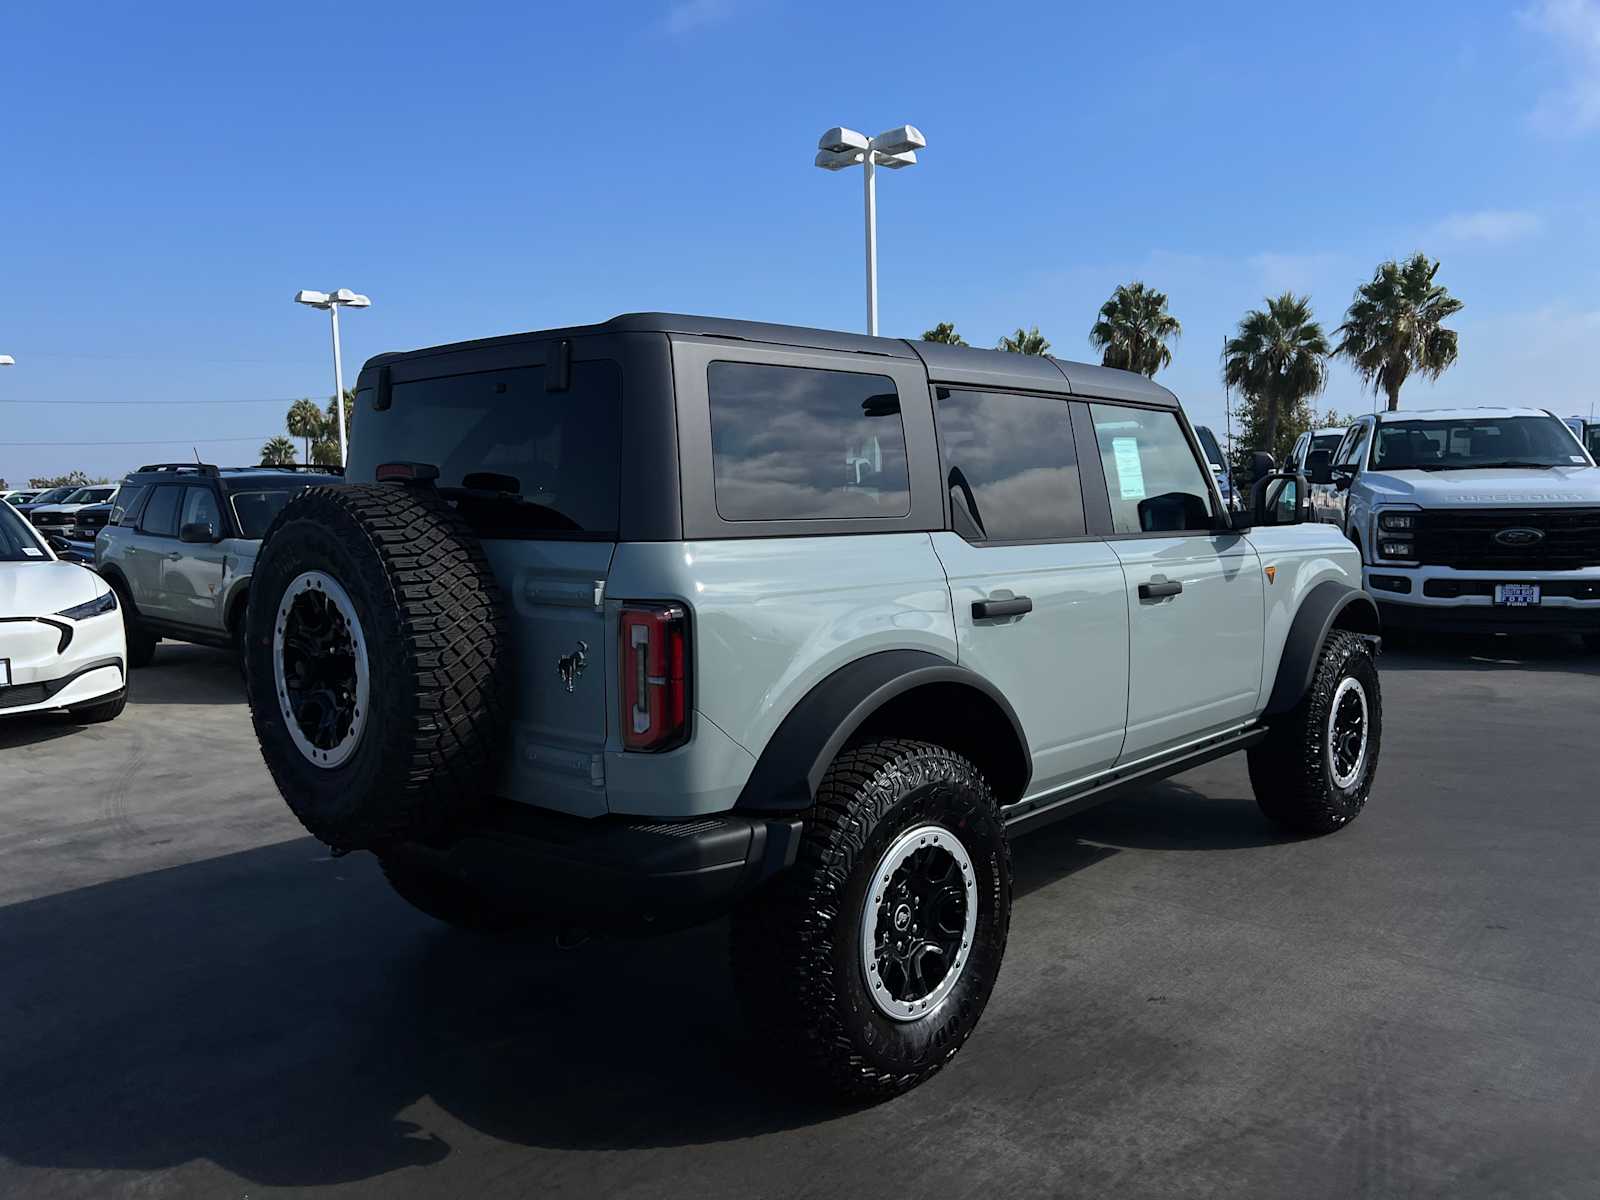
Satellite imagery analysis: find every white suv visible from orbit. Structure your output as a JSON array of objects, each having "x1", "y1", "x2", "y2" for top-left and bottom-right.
[{"x1": 1310, "y1": 407, "x2": 1600, "y2": 645}]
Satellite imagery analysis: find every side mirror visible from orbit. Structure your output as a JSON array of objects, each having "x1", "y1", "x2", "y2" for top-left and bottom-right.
[
  {"x1": 179, "y1": 521, "x2": 219, "y2": 544},
  {"x1": 1331, "y1": 464, "x2": 1356, "y2": 492},
  {"x1": 1306, "y1": 449, "x2": 1334, "y2": 485},
  {"x1": 1248, "y1": 451, "x2": 1276, "y2": 485},
  {"x1": 46, "y1": 534, "x2": 70, "y2": 553},
  {"x1": 1251, "y1": 472, "x2": 1310, "y2": 526}
]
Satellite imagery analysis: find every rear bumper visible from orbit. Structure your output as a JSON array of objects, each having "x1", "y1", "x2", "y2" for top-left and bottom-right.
[{"x1": 386, "y1": 801, "x2": 805, "y2": 930}]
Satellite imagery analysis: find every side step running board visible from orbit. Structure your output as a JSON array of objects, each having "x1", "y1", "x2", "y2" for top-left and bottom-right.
[{"x1": 1002, "y1": 725, "x2": 1268, "y2": 837}]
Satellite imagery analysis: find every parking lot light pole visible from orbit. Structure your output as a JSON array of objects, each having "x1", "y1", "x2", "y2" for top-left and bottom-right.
[
  {"x1": 294, "y1": 288, "x2": 371, "y2": 466},
  {"x1": 814, "y1": 125, "x2": 926, "y2": 336}
]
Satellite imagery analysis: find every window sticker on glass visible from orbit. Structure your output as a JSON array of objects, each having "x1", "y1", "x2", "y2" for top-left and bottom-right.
[
  {"x1": 1112, "y1": 437, "x2": 1146, "y2": 499},
  {"x1": 23, "y1": 547, "x2": 43, "y2": 557}
]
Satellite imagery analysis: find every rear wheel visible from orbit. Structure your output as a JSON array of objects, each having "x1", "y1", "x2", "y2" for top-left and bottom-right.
[
  {"x1": 244, "y1": 483, "x2": 509, "y2": 852},
  {"x1": 730, "y1": 739, "x2": 1011, "y2": 1100},
  {"x1": 1249, "y1": 630, "x2": 1381, "y2": 835}
]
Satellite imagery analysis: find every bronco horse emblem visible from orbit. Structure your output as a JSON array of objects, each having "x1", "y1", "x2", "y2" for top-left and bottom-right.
[{"x1": 556, "y1": 641, "x2": 589, "y2": 693}]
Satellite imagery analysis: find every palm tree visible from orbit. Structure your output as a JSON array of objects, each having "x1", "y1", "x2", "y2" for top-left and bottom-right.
[
  {"x1": 997, "y1": 326, "x2": 1050, "y2": 355},
  {"x1": 1222, "y1": 293, "x2": 1331, "y2": 463},
  {"x1": 260, "y1": 436, "x2": 298, "y2": 465},
  {"x1": 1333, "y1": 253, "x2": 1463, "y2": 410},
  {"x1": 921, "y1": 322, "x2": 967, "y2": 346},
  {"x1": 286, "y1": 398, "x2": 325, "y2": 463},
  {"x1": 1088, "y1": 282, "x2": 1181, "y2": 377}
]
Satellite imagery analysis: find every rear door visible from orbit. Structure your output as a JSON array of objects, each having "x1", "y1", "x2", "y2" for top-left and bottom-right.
[
  {"x1": 930, "y1": 387, "x2": 1129, "y2": 790},
  {"x1": 128, "y1": 483, "x2": 183, "y2": 620},
  {"x1": 1082, "y1": 402, "x2": 1264, "y2": 761},
  {"x1": 352, "y1": 347, "x2": 623, "y2": 817}
]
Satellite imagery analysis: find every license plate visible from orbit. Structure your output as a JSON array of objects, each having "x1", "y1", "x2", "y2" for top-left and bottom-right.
[{"x1": 1495, "y1": 583, "x2": 1541, "y2": 607}]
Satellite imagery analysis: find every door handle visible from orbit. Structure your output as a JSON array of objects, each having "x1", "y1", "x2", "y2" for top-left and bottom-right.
[
  {"x1": 972, "y1": 596, "x2": 1033, "y2": 620},
  {"x1": 1138, "y1": 579, "x2": 1183, "y2": 600},
  {"x1": 167, "y1": 551, "x2": 182, "y2": 561}
]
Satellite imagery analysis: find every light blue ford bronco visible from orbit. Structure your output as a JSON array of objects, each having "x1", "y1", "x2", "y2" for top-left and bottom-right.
[{"x1": 244, "y1": 313, "x2": 1383, "y2": 1099}]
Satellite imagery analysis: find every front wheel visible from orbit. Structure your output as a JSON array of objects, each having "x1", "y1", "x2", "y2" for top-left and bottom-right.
[
  {"x1": 730, "y1": 739, "x2": 1011, "y2": 1100},
  {"x1": 1249, "y1": 630, "x2": 1382, "y2": 835}
]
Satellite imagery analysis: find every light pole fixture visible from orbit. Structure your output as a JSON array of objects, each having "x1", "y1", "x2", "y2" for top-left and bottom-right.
[
  {"x1": 294, "y1": 287, "x2": 371, "y2": 465},
  {"x1": 0, "y1": 355, "x2": 14, "y2": 367},
  {"x1": 814, "y1": 124, "x2": 926, "y2": 336}
]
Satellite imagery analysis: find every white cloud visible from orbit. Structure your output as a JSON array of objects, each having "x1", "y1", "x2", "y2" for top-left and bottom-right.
[
  {"x1": 1247, "y1": 251, "x2": 1343, "y2": 294},
  {"x1": 663, "y1": 0, "x2": 736, "y2": 35},
  {"x1": 1521, "y1": 0, "x2": 1600, "y2": 134},
  {"x1": 1432, "y1": 209, "x2": 1543, "y2": 242}
]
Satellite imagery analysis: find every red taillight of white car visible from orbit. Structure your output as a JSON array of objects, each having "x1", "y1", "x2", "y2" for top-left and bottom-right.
[{"x1": 619, "y1": 602, "x2": 690, "y2": 752}]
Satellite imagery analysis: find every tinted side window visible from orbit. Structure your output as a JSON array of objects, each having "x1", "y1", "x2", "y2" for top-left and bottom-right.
[
  {"x1": 182, "y1": 486, "x2": 222, "y2": 532},
  {"x1": 708, "y1": 361, "x2": 910, "y2": 521},
  {"x1": 1336, "y1": 423, "x2": 1370, "y2": 468},
  {"x1": 139, "y1": 485, "x2": 181, "y2": 537},
  {"x1": 110, "y1": 485, "x2": 147, "y2": 526},
  {"x1": 1088, "y1": 405, "x2": 1214, "y2": 534},
  {"x1": 934, "y1": 388, "x2": 1084, "y2": 541}
]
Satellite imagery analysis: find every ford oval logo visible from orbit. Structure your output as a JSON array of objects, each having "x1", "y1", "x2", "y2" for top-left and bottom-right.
[{"x1": 1493, "y1": 527, "x2": 1545, "y2": 547}]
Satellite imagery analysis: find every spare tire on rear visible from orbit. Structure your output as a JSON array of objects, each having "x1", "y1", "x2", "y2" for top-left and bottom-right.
[{"x1": 244, "y1": 483, "x2": 509, "y2": 852}]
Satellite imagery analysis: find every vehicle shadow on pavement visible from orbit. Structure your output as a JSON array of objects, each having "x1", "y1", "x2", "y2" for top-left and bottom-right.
[
  {"x1": 1379, "y1": 632, "x2": 1600, "y2": 676},
  {"x1": 0, "y1": 839, "x2": 848, "y2": 1188},
  {"x1": 0, "y1": 715, "x2": 89, "y2": 751},
  {"x1": 127, "y1": 642, "x2": 245, "y2": 705}
]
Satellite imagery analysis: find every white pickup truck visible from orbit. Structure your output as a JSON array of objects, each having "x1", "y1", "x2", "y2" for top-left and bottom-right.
[{"x1": 1307, "y1": 407, "x2": 1600, "y2": 646}]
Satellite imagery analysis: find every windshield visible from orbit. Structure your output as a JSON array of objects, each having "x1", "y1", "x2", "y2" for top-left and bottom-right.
[
  {"x1": 0, "y1": 502, "x2": 49, "y2": 562},
  {"x1": 1370, "y1": 416, "x2": 1591, "y2": 471},
  {"x1": 30, "y1": 487, "x2": 74, "y2": 505},
  {"x1": 1311, "y1": 433, "x2": 1344, "y2": 455}
]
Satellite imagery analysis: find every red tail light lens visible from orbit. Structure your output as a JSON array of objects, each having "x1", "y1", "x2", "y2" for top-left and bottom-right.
[{"x1": 619, "y1": 603, "x2": 691, "y2": 752}]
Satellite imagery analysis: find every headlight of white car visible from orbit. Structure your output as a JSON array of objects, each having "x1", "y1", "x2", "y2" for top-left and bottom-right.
[{"x1": 56, "y1": 590, "x2": 118, "y2": 621}]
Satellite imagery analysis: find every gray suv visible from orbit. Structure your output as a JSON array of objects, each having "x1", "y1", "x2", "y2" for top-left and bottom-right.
[
  {"x1": 96, "y1": 463, "x2": 344, "y2": 666},
  {"x1": 243, "y1": 313, "x2": 1384, "y2": 1100}
]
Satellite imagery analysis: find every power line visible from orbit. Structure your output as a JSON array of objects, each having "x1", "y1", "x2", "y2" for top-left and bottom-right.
[
  {"x1": 9, "y1": 435, "x2": 280, "y2": 447},
  {"x1": 0, "y1": 396, "x2": 308, "y2": 406}
]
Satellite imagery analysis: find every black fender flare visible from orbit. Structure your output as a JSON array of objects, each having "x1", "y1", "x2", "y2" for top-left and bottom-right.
[
  {"x1": 98, "y1": 563, "x2": 140, "y2": 615},
  {"x1": 734, "y1": 649, "x2": 1032, "y2": 813},
  {"x1": 1264, "y1": 580, "x2": 1380, "y2": 716}
]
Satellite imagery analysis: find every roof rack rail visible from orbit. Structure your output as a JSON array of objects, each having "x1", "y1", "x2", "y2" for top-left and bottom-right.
[
  {"x1": 241, "y1": 463, "x2": 346, "y2": 474},
  {"x1": 134, "y1": 463, "x2": 221, "y2": 477}
]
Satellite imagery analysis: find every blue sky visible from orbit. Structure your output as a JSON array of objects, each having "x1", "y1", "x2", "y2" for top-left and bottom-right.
[{"x1": 2, "y1": 0, "x2": 1597, "y2": 486}]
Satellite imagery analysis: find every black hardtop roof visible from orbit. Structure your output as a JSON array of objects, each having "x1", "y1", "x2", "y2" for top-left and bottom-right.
[{"x1": 362, "y1": 312, "x2": 1178, "y2": 407}]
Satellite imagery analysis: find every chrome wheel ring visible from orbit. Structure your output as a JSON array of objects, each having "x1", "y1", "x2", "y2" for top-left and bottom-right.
[
  {"x1": 273, "y1": 571, "x2": 370, "y2": 770},
  {"x1": 860, "y1": 823, "x2": 979, "y2": 1022},
  {"x1": 1327, "y1": 676, "x2": 1369, "y2": 789}
]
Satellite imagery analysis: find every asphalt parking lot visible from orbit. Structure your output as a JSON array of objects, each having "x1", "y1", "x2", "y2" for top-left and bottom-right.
[{"x1": 2, "y1": 638, "x2": 1597, "y2": 1199}]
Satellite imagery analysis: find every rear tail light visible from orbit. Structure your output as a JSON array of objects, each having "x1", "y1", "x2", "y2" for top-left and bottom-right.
[{"x1": 619, "y1": 602, "x2": 691, "y2": 752}]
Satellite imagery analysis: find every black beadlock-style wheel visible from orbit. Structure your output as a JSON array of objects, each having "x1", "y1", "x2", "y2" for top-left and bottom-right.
[
  {"x1": 244, "y1": 483, "x2": 510, "y2": 852},
  {"x1": 1248, "y1": 629, "x2": 1382, "y2": 835},
  {"x1": 730, "y1": 739, "x2": 1011, "y2": 1100}
]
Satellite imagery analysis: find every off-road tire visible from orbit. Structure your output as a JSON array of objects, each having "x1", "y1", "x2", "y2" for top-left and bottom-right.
[
  {"x1": 1248, "y1": 630, "x2": 1382, "y2": 835},
  {"x1": 378, "y1": 855, "x2": 537, "y2": 934},
  {"x1": 244, "y1": 483, "x2": 509, "y2": 852},
  {"x1": 730, "y1": 739, "x2": 1011, "y2": 1100},
  {"x1": 115, "y1": 585, "x2": 158, "y2": 668},
  {"x1": 68, "y1": 688, "x2": 127, "y2": 724},
  {"x1": 1582, "y1": 633, "x2": 1600, "y2": 655}
]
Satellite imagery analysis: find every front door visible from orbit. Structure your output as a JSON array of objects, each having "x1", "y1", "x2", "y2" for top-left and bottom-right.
[
  {"x1": 162, "y1": 485, "x2": 229, "y2": 630},
  {"x1": 1083, "y1": 402, "x2": 1265, "y2": 761},
  {"x1": 929, "y1": 387, "x2": 1129, "y2": 793}
]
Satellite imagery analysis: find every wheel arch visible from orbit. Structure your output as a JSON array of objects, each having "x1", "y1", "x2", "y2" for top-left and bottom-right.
[
  {"x1": 734, "y1": 650, "x2": 1032, "y2": 813},
  {"x1": 1264, "y1": 580, "x2": 1380, "y2": 716},
  {"x1": 99, "y1": 563, "x2": 140, "y2": 613}
]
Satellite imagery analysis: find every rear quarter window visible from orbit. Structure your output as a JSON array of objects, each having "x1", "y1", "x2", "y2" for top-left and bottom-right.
[{"x1": 706, "y1": 361, "x2": 910, "y2": 521}]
